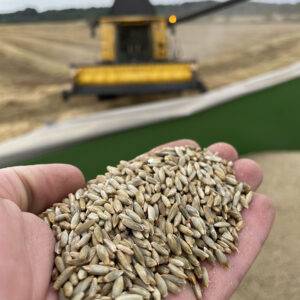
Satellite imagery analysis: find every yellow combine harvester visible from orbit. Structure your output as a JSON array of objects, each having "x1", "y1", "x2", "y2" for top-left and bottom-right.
[
  {"x1": 75, "y1": 15, "x2": 200, "y2": 91},
  {"x1": 63, "y1": 0, "x2": 246, "y2": 100},
  {"x1": 63, "y1": 0, "x2": 205, "y2": 100}
]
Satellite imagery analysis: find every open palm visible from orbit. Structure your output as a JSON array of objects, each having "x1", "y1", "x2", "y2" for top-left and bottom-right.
[{"x1": 0, "y1": 140, "x2": 275, "y2": 300}]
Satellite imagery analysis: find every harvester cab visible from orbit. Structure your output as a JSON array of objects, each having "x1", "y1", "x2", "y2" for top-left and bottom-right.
[
  {"x1": 100, "y1": 0, "x2": 166, "y2": 64},
  {"x1": 63, "y1": 0, "x2": 246, "y2": 101}
]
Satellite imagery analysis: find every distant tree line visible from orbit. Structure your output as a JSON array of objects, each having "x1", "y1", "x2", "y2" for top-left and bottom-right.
[
  {"x1": 0, "y1": 1, "x2": 300, "y2": 24},
  {"x1": 0, "y1": 7, "x2": 109, "y2": 23}
]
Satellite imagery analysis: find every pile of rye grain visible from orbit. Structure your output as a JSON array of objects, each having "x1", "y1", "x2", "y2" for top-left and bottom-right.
[{"x1": 41, "y1": 146, "x2": 252, "y2": 300}]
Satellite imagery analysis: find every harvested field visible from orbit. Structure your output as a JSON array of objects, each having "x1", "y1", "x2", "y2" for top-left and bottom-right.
[
  {"x1": 1, "y1": 20, "x2": 300, "y2": 141},
  {"x1": 233, "y1": 151, "x2": 300, "y2": 300}
]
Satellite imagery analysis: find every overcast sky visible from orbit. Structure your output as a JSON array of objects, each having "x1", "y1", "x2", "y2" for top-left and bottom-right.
[{"x1": 0, "y1": 0, "x2": 299, "y2": 13}]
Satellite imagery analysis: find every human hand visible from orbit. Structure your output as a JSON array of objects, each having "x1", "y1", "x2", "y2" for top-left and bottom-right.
[
  {"x1": 0, "y1": 164, "x2": 85, "y2": 300},
  {"x1": 0, "y1": 140, "x2": 275, "y2": 300}
]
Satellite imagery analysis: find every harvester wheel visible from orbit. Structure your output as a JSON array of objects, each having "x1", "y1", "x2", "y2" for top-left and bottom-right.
[
  {"x1": 197, "y1": 81, "x2": 207, "y2": 93},
  {"x1": 97, "y1": 95, "x2": 117, "y2": 101},
  {"x1": 62, "y1": 91, "x2": 70, "y2": 102}
]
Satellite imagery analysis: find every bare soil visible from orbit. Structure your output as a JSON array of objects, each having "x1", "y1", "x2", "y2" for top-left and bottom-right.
[{"x1": 1, "y1": 20, "x2": 300, "y2": 142}]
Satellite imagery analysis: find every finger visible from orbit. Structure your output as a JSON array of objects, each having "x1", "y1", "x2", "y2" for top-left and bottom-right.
[
  {"x1": 0, "y1": 199, "x2": 32, "y2": 300},
  {"x1": 201, "y1": 193, "x2": 275, "y2": 300},
  {"x1": 0, "y1": 164, "x2": 85, "y2": 214},
  {"x1": 207, "y1": 142, "x2": 239, "y2": 162},
  {"x1": 23, "y1": 212, "x2": 55, "y2": 300},
  {"x1": 167, "y1": 284, "x2": 196, "y2": 300},
  {"x1": 149, "y1": 139, "x2": 199, "y2": 153},
  {"x1": 150, "y1": 141, "x2": 238, "y2": 164},
  {"x1": 207, "y1": 143, "x2": 263, "y2": 191},
  {"x1": 46, "y1": 286, "x2": 58, "y2": 300},
  {"x1": 233, "y1": 159, "x2": 263, "y2": 191}
]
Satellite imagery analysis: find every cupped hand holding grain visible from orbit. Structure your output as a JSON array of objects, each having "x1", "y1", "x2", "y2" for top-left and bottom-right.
[{"x1": 0, "y1": 140, "x2": 275, "y2": 300}]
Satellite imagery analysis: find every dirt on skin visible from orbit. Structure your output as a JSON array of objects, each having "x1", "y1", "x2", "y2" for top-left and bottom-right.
[
  {"x1": 1, "y1": 19, "x2": 300, "y2": 142},
  {"x1": 232, "y1": 151, "x2": 300, "y2": 300}
]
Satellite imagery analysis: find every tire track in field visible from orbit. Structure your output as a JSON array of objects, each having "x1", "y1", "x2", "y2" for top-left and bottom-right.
[
  {"x1": 0, "y1": 39, "x2": 69, "y2": 76},
  {"x1": 0, "y1": 21, "x2": 98, "y2": 47},
  {"x1": 0, "y1": 25, "x2": 99, "y2": 51},
  {"x1": 1, "y1": 35, "x2": 99, "y2": 65}
]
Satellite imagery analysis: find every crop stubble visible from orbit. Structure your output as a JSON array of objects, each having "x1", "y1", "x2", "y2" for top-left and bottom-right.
[{"x1": 41, "y1": 145, "x2": 253, "y2": 299}]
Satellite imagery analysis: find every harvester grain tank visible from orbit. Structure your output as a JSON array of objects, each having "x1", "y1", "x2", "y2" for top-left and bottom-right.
[{"x1": 63, "y1": 0, "x2": 247, "y2": 100}]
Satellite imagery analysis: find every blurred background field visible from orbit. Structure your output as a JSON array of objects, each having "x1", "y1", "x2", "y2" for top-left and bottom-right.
[
  {"x1": 1, "y1": 1, "x2": 300, "y2": 142},
  {"x1": 233, "y1": 151, "x2": 300, "y2": 300}
]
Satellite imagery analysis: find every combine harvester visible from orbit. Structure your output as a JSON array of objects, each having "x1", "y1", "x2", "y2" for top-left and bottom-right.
[
  {"x1": 1, "y1": 0, "x2": 300, "y2": 179},
  {"x1": 63, "y1": 0, "x2": 247, "y2": 100}
]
